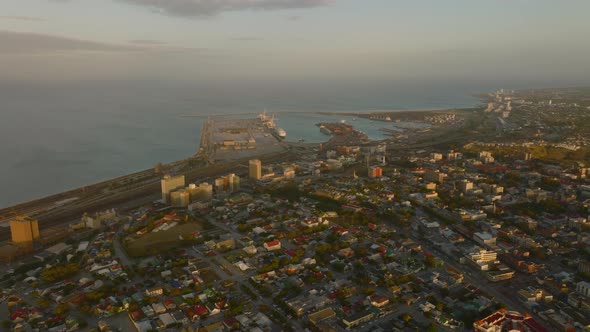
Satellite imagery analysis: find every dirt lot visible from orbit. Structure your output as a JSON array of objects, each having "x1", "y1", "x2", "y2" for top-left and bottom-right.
[{"x1": 125, "y1": 222, "x2": 205, "y2": 257}]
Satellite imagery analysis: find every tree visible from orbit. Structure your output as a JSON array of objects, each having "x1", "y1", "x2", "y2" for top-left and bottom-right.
[
  {"x1": 55, "y1": 303, "x2": 70, "y2": 316},
  {"x1": 36, "y1": 298, "x2": 51, "y2": 308},
  {"x1": 400, "y1": 313, "x2": 413, "y2": 324},
  {"x1": 363, "y1": 286, "x2": 375, "y2": 296},
  {"x1": 425, "y1": 256, "x2": 436, "y2": 268},
  {"x1": 40, "y1": 263, "x2": 80, "y2": 283}
]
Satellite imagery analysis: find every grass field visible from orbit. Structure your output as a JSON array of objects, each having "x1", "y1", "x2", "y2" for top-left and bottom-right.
[{"x1": 125, "y1": 222, "x2": 205, "y2": 257}]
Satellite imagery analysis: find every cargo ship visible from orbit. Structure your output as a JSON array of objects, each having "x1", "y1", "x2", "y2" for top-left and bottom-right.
[{"x1": 258, "y1": 111, "x2": 286, "y2": 139}]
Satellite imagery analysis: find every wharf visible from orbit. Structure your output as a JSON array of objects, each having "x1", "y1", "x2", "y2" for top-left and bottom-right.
[
  {"x1": 316, "y1": 122, "x2": 353, "y2": 135},
  {"x1": 318, "y1": 122, "x2": 370, "y2": 149},
  {"x1": 198, "y1": 117, "x2": 286, "y2": 163}
]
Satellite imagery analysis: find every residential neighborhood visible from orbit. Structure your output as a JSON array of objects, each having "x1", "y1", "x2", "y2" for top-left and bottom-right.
[{"x1": 2, "y1": 88, "x2": 590, "y2": 332}]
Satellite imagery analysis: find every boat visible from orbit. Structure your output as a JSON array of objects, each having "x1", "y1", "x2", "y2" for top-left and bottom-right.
[
  {"x1": 319, "y1": 125, "x2": 332, "y2": 135},
  {"x1": 274, "y1": 127, "x2": 286, "y2": 139},
  {"x1": 298, "y1": 138, "x2": 305, "y2": 142},
  {"x1": 259, "y1": 111, "x2": 287, "y2": 139}
]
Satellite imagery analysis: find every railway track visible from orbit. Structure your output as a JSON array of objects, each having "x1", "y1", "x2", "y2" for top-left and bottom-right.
[{"x1": 0, "y1": 149, "x2": 304, "y2": 242}]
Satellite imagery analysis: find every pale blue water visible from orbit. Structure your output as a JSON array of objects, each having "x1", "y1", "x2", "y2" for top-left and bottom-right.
[{"x1": 0, "y1": 79, "x2": 487, "y2": 207}]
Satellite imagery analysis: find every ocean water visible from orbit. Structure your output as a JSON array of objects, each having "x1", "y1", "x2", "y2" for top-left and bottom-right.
[{"x1": 0, "y1": 79, "x2": 484, "y2": 207}]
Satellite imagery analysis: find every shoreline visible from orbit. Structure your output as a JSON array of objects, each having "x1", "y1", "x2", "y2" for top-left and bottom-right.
[
  {"x1": 319, "y1": 107, "x2": 472, "y2": 115},
  {"x1": 0, "y1": 108, "x2": 476, "y2": 213},
  {"x1": 179, "y1": 107, "x2": 476, "y2": 118}
]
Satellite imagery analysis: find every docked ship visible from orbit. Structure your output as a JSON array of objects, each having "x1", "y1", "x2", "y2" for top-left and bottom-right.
[
  {"x1": 274, "y1": 127, "x2": 286, "y2": 139},
  {"x1": 319, "y1": 125, "x2": 332, "y2": 135},
  {"x1": 258, "y1": 111, "x2": 286, "y2": 139}
]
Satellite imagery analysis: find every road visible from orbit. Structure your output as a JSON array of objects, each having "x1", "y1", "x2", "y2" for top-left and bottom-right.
[
  {"x1": 199, "y1": 214, "x2": 305, "y2": 331},
  {"x1": 412, "y1": 211, "x2": 551, "y2": 329}
]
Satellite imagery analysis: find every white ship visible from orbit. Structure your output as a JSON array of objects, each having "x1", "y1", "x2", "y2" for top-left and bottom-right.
[
  {"x1": 319, "y1": 125, "x2": 332, "y2": 135},
  {"x1": 258, "y1": 111, "x2": 286, "y2": 139},
  {"x1": 274, "y1": 127, "x2": 287, "y2": 139}
]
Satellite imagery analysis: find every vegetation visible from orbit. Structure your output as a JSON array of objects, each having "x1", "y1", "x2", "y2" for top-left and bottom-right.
[
  {"x1": 465, "y1": 144, "x2": 590, "y2": 165},
  {"x1": 124, "y1": 221, "x2": 207, "y2": 257},
  {"x1": 40, "y1": 263, "x2": 80, "y2": 283},
  {"x1": 508, "y1": 199, "x2": 566, "y2": 218}
]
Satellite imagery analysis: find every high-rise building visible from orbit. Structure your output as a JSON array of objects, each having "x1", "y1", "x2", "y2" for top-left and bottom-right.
[
  {"x1": 215, "y1": 174, "x2": 241, "y2": 195},
  {"x1": 10, "y1": 216, "x2": 40, "y2": 244},
  {"x1": 187, "y1": 183, "x2": 213, "y2": 202},
  {"x1": 161, "y1": 175, "x2": 185, "y2": 203},
  {"x1": 170, "y1": 190, "x2": 190, "y2": 207},
  {"x1": 226, "y1": 173, "x2": 240, "y2": 192},
  {"x1": 249, "y1": 159, "x2": 262, "y2": 180},
  {"x1": 214, "y1": 178, "x2": 225, "y2": 194}
]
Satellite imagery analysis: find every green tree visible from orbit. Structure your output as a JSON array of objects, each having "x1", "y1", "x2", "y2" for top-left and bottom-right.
[
  {"x1": 400, "y1": 313, "x2": 413, "y2": 324},
  {"x1": 427, "y1": 322, "x2": 438, "y2": 332},
  {"x1": 424, "y1": 256, "x2": 436, "y2": 268},
  {"x1": 55, "y1": 303, "x2": 70, "y2": 316}
]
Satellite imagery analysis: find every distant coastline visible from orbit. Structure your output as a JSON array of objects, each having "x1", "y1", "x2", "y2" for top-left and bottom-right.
[{"x1": 0, "y1": 81, "x2": 480, "y2": 207}]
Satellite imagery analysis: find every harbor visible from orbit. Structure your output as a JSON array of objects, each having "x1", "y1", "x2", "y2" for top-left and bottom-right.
[{"x1": 198, "y1": 112, "x2": 289, "y2": 163}]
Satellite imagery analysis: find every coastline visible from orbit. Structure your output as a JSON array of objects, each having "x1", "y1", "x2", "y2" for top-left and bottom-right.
[
  {"x1": 318, "y1": 107, "x2": 468, "y2": 115},
  {"x1": 0, "y1": 108, "x2": 476, "y2": 211}
]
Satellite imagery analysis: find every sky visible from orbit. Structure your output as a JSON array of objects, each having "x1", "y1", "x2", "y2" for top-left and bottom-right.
[{"x1": 1, "y1": 0, "x2": 590, "y2": 84}]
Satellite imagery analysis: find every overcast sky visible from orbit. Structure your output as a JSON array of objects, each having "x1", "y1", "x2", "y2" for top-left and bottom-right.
[{"x1": 1, "y1": 0, "x2": 590, "y2": 83}]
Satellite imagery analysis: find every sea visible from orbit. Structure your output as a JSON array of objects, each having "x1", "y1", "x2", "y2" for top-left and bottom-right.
[{"x1": 0, "y1": 79, "x2": 496, "y2": 208}]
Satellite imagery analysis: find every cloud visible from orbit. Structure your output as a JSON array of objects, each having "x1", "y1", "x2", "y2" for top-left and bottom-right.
[
  {"x1": 0, "y1": 30, "x2": 203, "y2": 55},
  {"x1": 0, "y1": 16, "x2": 45, "y2": 21},
  {"x1": 128, "y1": 39, "x2": 168, "y2": 45},
  {"x1": 230, "y1": 36, "x2": 262, "y2": 41},
  {"x1": 116, "y1": 0, "x2": 333, "y2": 17},
  {"x1": 0, "y1": 30, "x2": 140, "y2": 54}
]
